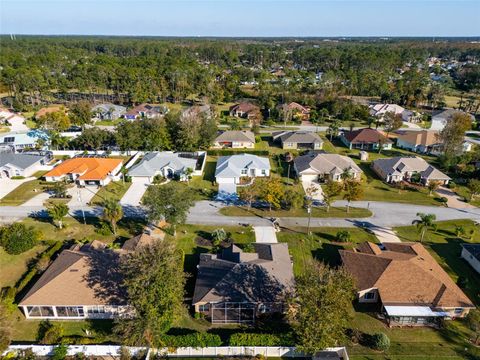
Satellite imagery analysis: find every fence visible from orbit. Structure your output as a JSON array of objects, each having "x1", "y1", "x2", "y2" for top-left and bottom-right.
[{"x1": 4, "y1": 345, "x2": 349, "y2": 359}]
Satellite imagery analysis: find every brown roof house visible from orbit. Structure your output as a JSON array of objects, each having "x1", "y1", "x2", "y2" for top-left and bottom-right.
[
  {"x1": 213, "y1": 130, "x2": 255, "y2": 149},
  {"x1": 192, "y1": 243, "x2": 294, "y2": 324},
  {"x1": 19, "y1": 241, "x2": 132, "y2": 320},
  {"x1": 294, "y1": 153, "x2": 363, "y2": 183},
  {"x1": 277, "y1": 102, "x2": 310, "y2": 121},
  {"x1": 340, "y1": 242, "x2": 475, "y2": 326},
  {"x1": 272, "y1": 131, "x2": 323, "y2": 150},
  {"x1": 125, "y1": 103, "x2": 168, "y2": 120},
  {"x1": 396, "y1": 129, "x2": 472, "y2": 155},
  {"x1": 340, "y1": 128, "x2": 393, "y2": 151},
  {"x1": 229, "y1": 102, "x2": 260, "y2": 119},
  {"x1": 372, "y1": 156, "x2": 450, "y2": 185}
]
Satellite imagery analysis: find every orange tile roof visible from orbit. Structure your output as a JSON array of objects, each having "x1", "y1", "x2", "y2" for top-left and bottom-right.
[{"x1": 45, "y1": 157, "x2": 123, "y2": 181}]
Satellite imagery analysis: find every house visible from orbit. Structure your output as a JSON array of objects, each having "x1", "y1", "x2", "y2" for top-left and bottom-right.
[
  {"x1": 19, "y1": 241, "x2": 132, "y2": 320},
  {"x1": 125, "y1": 103, "x2": 168, "y2": 120},
  {"x1": 430, "y1": 109, "x2": 474, "y2": 131},
  {"x1": 0, "y1": 130, "x2": 50, "y2": 152},
  {"x1": 192, "y1": 243, "x2": 294, "y2": 323},
  {"x1": 461, "y1": 244, "x2": 480, "y2": 275},
  {"x1": 215, "y1": 154, "x2": 270, "y2": 189},
  {"x1": 92, "y1": 103, "x2": 126, "y2": 120},
  {"x1": 128, "y1": 151, "x2": 203, "y2": 183},
  {"x1": 0, "y1": 152, "x2": 51, "y2": 178},
  {"x1": 396, "y1": 129, "x2": 472, "y2": 155},
  {"x1": 182, "y1": 105, "x2": 212, "y2": 120},
  {"x1": 277, "y1": 102, "x2": 310, "y2": 121},
  {"x1": 229, "y1": 102, "x2": 260, "y2": 119},
  {"x1": 340, "y1": 128, "x2": 393, "y2": 151},
  {"x1": 272, "y1": 131, "x2": 323, "y2": 150},
  {"x1": 340, "y1": 242, "x2": 475, "y2": 326},
  {"x1": 370, "y1": 103, "x2": 405, "y2": 120},
  {"x1": 372, "y1": 156, "x2": 450, "y2": 185},
  {"x1": 35, "y1": 105, "x2": 65, "y2": 119},
  {"x1": 44, "y1": 156, "x2": 123, "y2": 186},
  {"x1": 294, "y1": 153, "x2": 363, "y2": 182},
  {"x1": 213, "y1": 130, "x2": 255, "y2": 149}
]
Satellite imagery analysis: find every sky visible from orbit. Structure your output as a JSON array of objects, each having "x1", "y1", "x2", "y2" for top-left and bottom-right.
[{"x1": 1, "y1": 0, "x2": 479, "y2": 37}]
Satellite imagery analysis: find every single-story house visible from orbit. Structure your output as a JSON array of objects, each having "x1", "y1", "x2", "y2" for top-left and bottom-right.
[
  {"x1": 44, "y1": 156, "x2": 123, "y2": 186},
  {"x1": 370, "y1": 103, "x2": 404, "y2": 119},
  {"x1": 461, "y1": 244, "x2": 480, "y2": 275},
  {"x1": 0, "y1": 130, "x2": 50, "y2": 152},
  {"x1": 430, "y1": 109, "x2": 475, "y2": 131},
  {"x1": 192, "y1": 243, "x2": 294, "y2": 323},
  {"x1": 395, "y1": 129, "x2": 472, "y2": 155},
  {"x1": 19, "y1": 241, "x2": 132, "y2": 320},
  {"x1": 182, "y1": 105, "x2": 212, "y2": 120},
  {"x1": 125, "y1": 103, "x2": 169, "y2": 120},
  {"x1": 372, "y1": 156, "x2": 450, "y2": 185},
  {"x1": 294, "y1": 153, "x2": 363, "y2": 182},
  {"x1": 340, "y1": 242, "x2": 475, "y2": 326},
  {"x1": 340, "y1": 128, "x2": 393, "y2": 151},
  {"x1": 272, "y1": 131, "x2": 323, "y2": 150},
  {"x1": 215, "y1": 153, "x2": 270, "y2": 186},
  {"x1": 128, "y1": 151, "x2": 201, "y2": 183},
  {"x1": 229, "y1": 102, "x2": 260, "y2": 119},
  {"x1": 92, "y1": 103, "x2": 127, "y2": 120},
  {"x1": 0, "y1": 152, "x2": 51, "y2": 179},
  {"x1": 213, "y1": 130, "x2": 255, "y2": 149},
  {"x1": 277, "y1": 102, "x2": 310, "y2": 120}
]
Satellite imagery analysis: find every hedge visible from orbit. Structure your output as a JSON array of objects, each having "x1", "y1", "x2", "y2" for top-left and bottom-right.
[
  {"x1": 163, "y1": 333, "x2": 222, "y2": 348},
  {"x1": 207, "y1": 149, "x2": 269, "y2": 156},
  {"x1": 229, "y1": 332, "x2": 296, "y2": 346}
]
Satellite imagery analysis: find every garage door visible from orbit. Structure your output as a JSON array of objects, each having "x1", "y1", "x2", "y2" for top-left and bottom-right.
[{"x1": 131, "y1": 176, "x2": 151, "y2": 184}]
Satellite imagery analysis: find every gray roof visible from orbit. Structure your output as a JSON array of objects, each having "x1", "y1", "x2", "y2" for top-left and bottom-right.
[
  {"x1": 215, "y1": 154, "x2": 270, "y2": 178},
  {"x1": 273, "y1": 131, "x2": 323, "y2": 145},
  {"x1": 373, "y1": 156, "x2": 450, "y2": 180},
  {"x1": 432, "y1": 109, "x2": 474, "y2": 121},
  {"x1": 294, "y1": 153, "x2": 362, "y2": 175},
  {"x1": 92, "y1": 103, "x2": 126, "y2": 113},
  {"x1": 463, "y1": 244, "x2": 480, "y2": 262},
  {"x1": 0, "y1": 153, "x2": 46, "y2": 170},
  {"x1": 215, "y1": 130, "x2": 255, "y2": 143},
  {"x1": 192, "y1": 243, "x2": 294, "y2": 304},
  {"x1": 128, "y1": 152, "x2": 197, "y2": 177}
]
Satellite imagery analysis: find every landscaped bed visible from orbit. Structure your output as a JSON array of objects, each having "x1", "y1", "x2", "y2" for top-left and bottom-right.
[{"x1": 219, "y1": 205, "x2": 372, "y2": 218}]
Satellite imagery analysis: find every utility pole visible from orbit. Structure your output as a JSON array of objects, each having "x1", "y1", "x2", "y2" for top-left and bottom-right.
[{"x1": 77, "y1": 188, "x2": 86, "y2": 225}]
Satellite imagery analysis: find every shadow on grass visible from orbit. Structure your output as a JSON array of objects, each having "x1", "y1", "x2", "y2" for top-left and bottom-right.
[
  {"x1": 311, "y1": 242, "x2": 343, "y2": 266},
  {"x1": 184, "y1": 246, "x2": 209, "y2": 298}
]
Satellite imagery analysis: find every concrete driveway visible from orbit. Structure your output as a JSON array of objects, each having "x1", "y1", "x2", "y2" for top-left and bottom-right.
[
  {"x1": 120, "y1": 180, "x2": 149, "y2": 206},
  {"x1": 301, "y1": 180, "x2": 324, "y2": 201},
  {"x1": 21, "y1": 192, "x2": 51, "y2": 207},
  {"x1": 67, "y1": 186, "x2": 100, "y2": 207},
  {"x1": 0, "y1": 177, "x2": 35, "y2": 200},
  {"x1": 436, "y1": 186, "x2": 476, "y2": 209}
]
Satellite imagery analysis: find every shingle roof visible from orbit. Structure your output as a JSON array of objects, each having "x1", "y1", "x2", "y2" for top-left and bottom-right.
[
  {"x1": 372, "y1": 156, "x2": 450, "y2": 180},
  {"x1": 340, "y1": 242, "x2": 474, "y2": 308},
  {"x1": 343, "y1": 128, "x2": 393, "y2": 144},
  {"x1": 128, "y1": 152, "x2": 197, "y2": 177},
  {"x1": 229, "y1": 102, "x2": 259, "y2": 114},
  {"x1": 192, "y1": 243, "x2": 294, "y2": 305},
  {"x1": 215, "y1": 130, "x2": 255, "y2": 144},
  {"x1": 45, "y1": 157, "x2": 123, "y2": 181},
  {"x1": 294, "y1": 153, "x2": 362, "y2": 175},
  {"x1": 273, "y1": 131, "x2": 323, "y2": 145},
  {"x1": 0, "y1": 153, "x2": 46, "y2": 170},
  {"x1": 215, "y1": 154, "x2": 270, "y2": 178},
  {"x1": 396, "y1": 130, "x2": 441, "y2": 147}
]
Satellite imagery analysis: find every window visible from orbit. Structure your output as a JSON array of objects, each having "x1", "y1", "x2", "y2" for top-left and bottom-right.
[
  {"x1": 261, "y1": 169, "x2": 266, "y2": 175},
  {"x1": 26, "y1": 306, "x2": 54, "y2": 317},
  {"x1": 364, "y1": 292, "x2": 375, "y2": 300},
  {"x1": 199, "y1": 304, "x2": 210, "y2": 312},
  {"x1": 241, "y1": 169, "x2": 247, "y2": 175},
  {"x1": 56, "y1": 306, "x2": 85, "y2": 317},
  {"x1": 454, "y1": 308, "x2": 463, "y2": 315},
  {"x1": 3, "y1": 137, "x2": 14, "y2": 143}
]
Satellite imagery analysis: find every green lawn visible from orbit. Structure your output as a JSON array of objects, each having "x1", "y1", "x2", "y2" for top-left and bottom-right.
[
  {"x1": 0, "y1": 179, "x2": 49, "y2": 206},
  {"x1": 454, "y1": 185, "x2": 480, "y2": 208},
  {"x1": 0, "y1": 245, "x2": 48, "y2": 288},
  {"x1": 188, "y1": 156, "x2": 217, "y2": 199},
  {"x1": 93, "y1": 118, "x2": 123, "y2": 126},
  {"x1": 219, "y1": 205, "x2": 372, "y2": 218},
  {"x1": 90, "y1": 181, "x2": 132, "y2": 206},
  {"x1": 394, "y1": 219, "x2": 480, "y2": 305}
]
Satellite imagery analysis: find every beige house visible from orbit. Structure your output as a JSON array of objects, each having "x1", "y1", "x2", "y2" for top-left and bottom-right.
[
  {"x1": 294, "y1": 153, "x2": 362, "y2": 182},
  {"x1": 272, "y1": 131, "x2": 323, "y2": 150},
  {"x1": 213, "y1": 130, "x2": 255, "y2": 149},
  {"x1": 340, "y1": 242, "x2": 475, "y2": 326}
]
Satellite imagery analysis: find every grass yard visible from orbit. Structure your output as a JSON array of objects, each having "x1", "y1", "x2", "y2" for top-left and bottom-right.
[
  {"x1": 394, "y1": 219, "x2": 480, "y2": 305},
  {"x1": 219, "y1": 205, "x2": 372, "y2": 218},
  {"x1": 188, "y1": 156, "x2": 217, "y2": 199},
  {"x1": 0, "y1": 245, "x2": 48, "y2": 288},
  {"x1": 90, "y1": 181, "x2": 132, "y2": 205},
  {"x1": 454, "y1": 185, "x2": 480, "y2": 208},
  {"x1": 93, "y1": 118, "x2": 123, "y2": 126},
  {"x1": 0, "y1": 179, "x2": 49, "y2": 206}
]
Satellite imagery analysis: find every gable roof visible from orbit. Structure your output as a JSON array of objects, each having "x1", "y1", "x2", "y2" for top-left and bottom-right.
[
  {"x1": 396, "y1": 130, "x2": 441, "y2": 147},
  {"x1": 125, "y1": 103, "x2": 167, "y2": 117},
  {"x1": 432, "y1": 109, "x2": 474, "y2": 121},
  {"x1": 370, "y1": 103, "x2": 405, "y2": 116},
  {"x1": 19, "y1": 243, "x2": 126, "y2": 306},
  {"x1": 340, "y1": 242, "x2": 474, "y2": 308},
  {"x1": 372, "y1": 156, "x2": 450, "y2": 180},
  {"x1": 343, "y1": 128, "x2": 393, "y2": 144},
  {"x1": 0, "y1": 153, "x2": 46, "y2": 170},
  {"x1": 193, "y1": 243, "x2": 294, "y2": 305},
  {"x1": 229, "y1": 102, "x2": 259, "y2": 114},
  {"x1": 272, "y1": 131, "x2": 323, "y2": 145},
  {"x1": 92, "y1": 103, "x2": 126, "y2": 113},
  {"x1": 128, "y1": 152, "x2": 197, "y2": 177},
  {"x1": 215, "y1": 154, "x2": 270, "y2": 178},
  {"x1": 215, "y1": 130, "x2": 255, "y2": 144},
  {"x1": 44, "y1": 157, "x2": 123, "y2": 181},
  {"x1": 294, "y1": 153, "x2": 362, "y2": 175}
]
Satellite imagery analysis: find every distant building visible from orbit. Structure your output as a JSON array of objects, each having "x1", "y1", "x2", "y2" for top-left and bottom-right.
[
  {"x1": 125, "y1": 103, "x2": 168, "y2": 120},
  {"x1": 92, "y1": 103, "x2": 126, "y2": 120},
  {"x1": 213, "y1": 130, "x2": 255, "y2": 149},
  {"x1": 340, "y1": 128, "x2": 393, "y2": 151},
  {"x1": 0, "y1": 152, "x2": 50, "y2": 178},
  {"x1": 430, "y1": 109, "x2": 474, "y2": 131},
  {"x1": 229, "y1": 102, "x2": 260, "y2": 119},
  {"x1": 272, "y1": 131, "x2": 323, "y2": 150},
  {"x1": 277, "y1": 102, "x2": 310, "y2": 121},
  {"x1": 0, "y1": 130, "x2": 50, "y2": 152}
]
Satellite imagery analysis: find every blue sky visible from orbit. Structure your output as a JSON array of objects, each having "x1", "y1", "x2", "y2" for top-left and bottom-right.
[{"x1": 1, "y1": 0, "x2": 479, "y2": 37}]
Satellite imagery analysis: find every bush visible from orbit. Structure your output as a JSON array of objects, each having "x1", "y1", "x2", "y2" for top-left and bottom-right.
[
  {"x1": 0, "y1": 223, "x2": 42, "y2": 255},
  {"x1": 52, "y1": 344, "x2": 68, "y2": 360},
  {"x1": 370, "y1": 332, "x2": 390, "y2": 351},
  {"x1": 336, "y1": 230, "x2": 352, "y2": 243},
  {"x1": 95, "y1": 221, "x2": 112, "y2": 235},
  {"x1": 447, "y1": 181, "x2": 456, "y2": 189},
  {"x1": 10, "y1": 176, "x2": 25, "y2": 180},
  {"x1": 229, "y1": 332, "x2": 295, "y2": 346},
  {"x1": 38, "y1": 321, "x2": 63, "y2": 344},
  {"x1": 163, "y1": 333, "x2": 222, "y2": 347}
]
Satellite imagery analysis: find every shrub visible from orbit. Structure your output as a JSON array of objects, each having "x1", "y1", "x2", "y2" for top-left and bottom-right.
[
  {"x1": 447, "y1": 181, "x2": 456, "y2": 189},
  {"x1": 38, "y1": 321, "x2": 63, "y2": 344},
  {"x1": 52, "y1": 344, "x2": 68, "y2": 360},
  {"x1": 229, "y1": 332, "x2": 296, "y2": 346},
  {"x1": 10, "y1": 176, "x2": 25, "y2": 180},
  {"x1": 163, "y1": 333, "x2": 222, "y2": 347},
  {"x1": 0, "y1": 223, "x2": 42, "y2": 255},
  {"x1": 370, "y1": 332, "x2": 390, "y2": 351},
  {"x1": 95, "y1": 221, "x2": 112, "y2": 236},
  {"x1": 336, "y1": 230, "x2": 352, "y2": 243}
]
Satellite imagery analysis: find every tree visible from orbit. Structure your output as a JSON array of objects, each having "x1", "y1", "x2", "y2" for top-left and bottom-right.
[
  {"x1": 288, "y1": 261, "x2": 355, "y2": 354},
  {"x1": 70, "y1": 100, "x2": 93, "y2": 128},
  {"x1": 50, "y1": 181, "x2": 68, "y2": 198},
  {"x1": 238, "y1": 184, "x2": 258, "y2": 209},
  {"x1": 336, "y1": 230, "x2": 352, "y2": 243},
  {"x1": 467, "y1": 179, "x2": 480, "y2": 199},
  {"x1": 102, "y1": 198, "x2": 123, "y2": 235},
  {"x1": 52, "y1": 344, "x2": 68, "y2": 360},
  {"x1": 115, "y1": 240, "x2": 186, "y2": 347},
  {"x1": 47, "y1": 203, "x2": 69, "y2": 229},
  {"x1": 327, "y1": 119, "x2": 341, "y2": 141},
  {"x1": 36, "y1": 109, "x2": 70, "y2": 131},
  {"x1": 282, "y1": 189, "x2": 304, "y2": 210},
  {"x1": 343, "y1": 180, "x2": 363, "y2": 213},
  {"x1": 427, "y1": 180, "x2": 441, "y2": 196},
  {"x1": 255, "y1": 178, "x2": 285, "y2": 211},
  {"x1": 142, "y1": 182, "x2": 195, "y2": 236},
  {"x1": 412, "y1": 212, "x2": 437, "y2": 242},
  {"x1": 0, "y1": 223, "x2": 42, "y2": 255},
  {"x1": 439, "y1": 112, "x2": 473, "y2": 158},
  {"x1": 382, "y1": 111, "x2": 403, "y2": 137},
  {"x1": 211, "y1": 228, "x2": 227, "y2": 252},
  {"x1": 73, "y1": 127, "x2": 115, "y2": 151},
  {"x1": 322, "y1": 181, "x2": 343, "y2": 212},
  {"x1": 466, "y1": 308, "x2": 480, "y2": 345}
]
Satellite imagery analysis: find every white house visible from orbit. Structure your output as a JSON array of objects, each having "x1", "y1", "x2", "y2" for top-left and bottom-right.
[
  {"x1": 92, "y1": 103, "x2": 126, "y2": 120},
  {"x1": 0, "y1": 130, "x2": 50, "y2": 152},
  {"x1": 430, "y1": 109, "x2": 475, "y2": 131},
  {"x1": 0, "y1": 153, "x2": 51, "y2": 178},
  {"x1": 461, "y1": 244, "x2": 480, "y2": 275}
]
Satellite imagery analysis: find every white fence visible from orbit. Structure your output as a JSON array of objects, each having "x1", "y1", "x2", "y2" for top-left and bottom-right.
[
  {"x1": 4, "y1": 345, "x2": 349, "y2": 359},
  {"x1": 50, "y1": 150, "x2": 141, "y2": 158}
]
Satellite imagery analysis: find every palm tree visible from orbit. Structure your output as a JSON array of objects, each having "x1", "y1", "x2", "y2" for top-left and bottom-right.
[
  {"x1": 102, "y1": 198, "x2": 123, "y2": 235},
  {"x1": 327, "y1": 119, "x2": 341, "y2": 141},
  {"x1": 47, "y1": 203, "x2": 69, "y2": 229},
  {"x1": 412, "y1": 212, "x2": 437, "y2": 242}
]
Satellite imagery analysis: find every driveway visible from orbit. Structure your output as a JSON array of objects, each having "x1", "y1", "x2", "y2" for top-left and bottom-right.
[
  {"x1": 301, "y1": 180, "x2": 324, "y2": 201},
  {"x1": 253, "y1": 226, "x2": 278, "y2": 243},
  {"x1": 367, "y1": 225, "x2": 401, "y2": 243},
  {"x1": 8, "y1": 115, "x2": 29, "y2": 132},
  {"x1": 21, "y1": 192, "x2": 51, "y2": 207},
  {"x1": 436, "y1": 186, "x2": 476, "y2": 209},
  {"x1": 67, "y1": 186, "x2": 100, "y2": 207},
  {"x1": 120, "y1": 180, "x2": 150, "y2": 206},
  {"x1": 0, "y1": 177, "x2": 35, "y2": 200}
]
